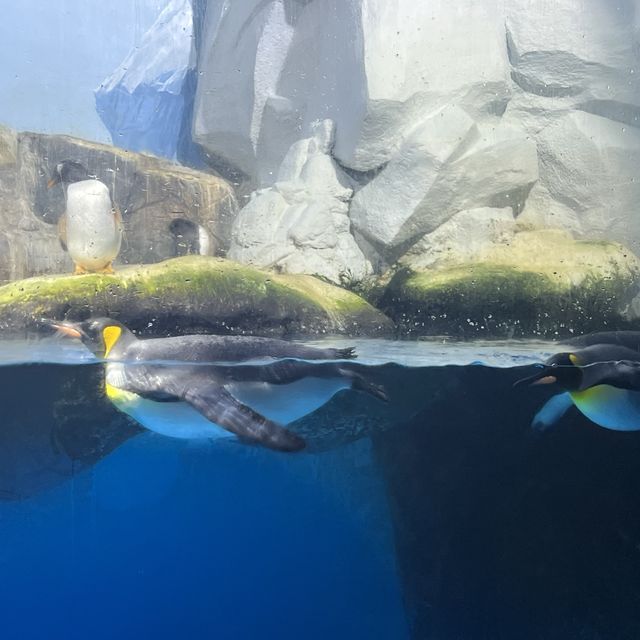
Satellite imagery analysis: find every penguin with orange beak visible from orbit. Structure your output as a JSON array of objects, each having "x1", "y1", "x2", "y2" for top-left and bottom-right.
[
  {"x1": 44, "y1": 317, "x2": 387, "y2": 452},
  {"x1": 517, "y1": 339, "x2": 640, "y2": 431}
]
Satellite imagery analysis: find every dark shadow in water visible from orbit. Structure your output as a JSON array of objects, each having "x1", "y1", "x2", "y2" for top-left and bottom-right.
[
  {"x1": 374, "y1": 364, "x2": 640, "y2": 640},
  {"x1": 0, "y1": 363, "x2": 140, "y2": 500}
]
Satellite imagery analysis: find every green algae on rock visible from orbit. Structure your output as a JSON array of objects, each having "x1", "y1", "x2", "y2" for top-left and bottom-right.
[
  {"x1": 0, "y1": 256, "x2": 393, "y2": 338},
  {"x1": 381, "y1": 230, "x2": 640, "y2": 338}
]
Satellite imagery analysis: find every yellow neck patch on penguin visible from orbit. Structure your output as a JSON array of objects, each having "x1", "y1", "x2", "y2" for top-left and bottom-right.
[{"x1": 102, "y1": 325, "x2": 122, "y2": 358}]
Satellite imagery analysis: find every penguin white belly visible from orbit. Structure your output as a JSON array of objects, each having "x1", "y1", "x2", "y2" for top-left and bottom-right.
[
  {"x1": 570, "y1": 385, "x2": 640, "y2": 431},
  {"x1": 107, "y1": 385, "x2": 233, "y2": 440},
  {"x1": 226, "y1": 377, "x2": 350, "y2": 424},
  {"x1": 66, "y1": 180, "x2": 121, "y2": 269},
  {"x1": 105, "y1": 377, "x2": 349, "y2": 440}
]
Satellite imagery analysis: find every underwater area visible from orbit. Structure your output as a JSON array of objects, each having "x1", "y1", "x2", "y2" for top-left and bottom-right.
[
  {"x1": 3, "y1": 339, "x2": 640, "y2": 640},
  {"x1": 3, "y1": 1, "x2": 640, "y2": 639}
]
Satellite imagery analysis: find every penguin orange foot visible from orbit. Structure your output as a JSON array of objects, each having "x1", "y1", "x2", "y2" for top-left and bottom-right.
[{"x1": 98, "y1": 262, "x2": 115, "y2": 274}]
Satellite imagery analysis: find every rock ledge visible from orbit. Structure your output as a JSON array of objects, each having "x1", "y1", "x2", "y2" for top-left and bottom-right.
[{"x1": 0, "y1": 256, "x2": 393, "y2": 338}]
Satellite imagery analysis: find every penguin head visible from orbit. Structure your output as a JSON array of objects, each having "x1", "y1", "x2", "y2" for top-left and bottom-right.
[
  {"x1": 47, "y1": 160, "x2": 90, "y2": 189},
  {"x1": 44, "y1": 317, "x2": 135, "y2": 359},
  {"x1": 515, "y1": 352, "x2": 583, "y2": 391}
]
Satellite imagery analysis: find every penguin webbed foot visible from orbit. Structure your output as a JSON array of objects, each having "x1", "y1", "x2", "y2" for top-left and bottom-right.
[
  {"x1": 72, "y1": 263, "x2": 116, "y2": 275},
  {"x1": 99, "y1": 263, "x2": 116, "y2": 274},
  {"x1": 335, "y1": 347, "x2": 357, "y2": 360}
]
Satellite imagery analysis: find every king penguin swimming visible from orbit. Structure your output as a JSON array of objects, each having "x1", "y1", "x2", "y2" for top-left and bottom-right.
[
  {"x1": 46, "y1": 318, "x2": 387, "y2": 452},
  {"x1": 517, "y1": 332, "x2": 640, "y2": 432},
  {"x1": 48, "y1": 160, "x2": 122, "y2": 274}
]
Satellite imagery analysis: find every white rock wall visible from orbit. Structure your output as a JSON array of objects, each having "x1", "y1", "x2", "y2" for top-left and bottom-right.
[
  {"x1": 193, "y1": 0, "x2": 298, "y2": 180},
  {"x1": 194, "y1": 0, "x2": 511, "y2": 180},
  {"x1": 192, "y1": 0, "x2": 640, "y2": 271},
  {"x1": 351, "y1": 116, "x2": 539, "y2": 251},
  {"x1": 228, "y1": 120, "x2": 371, "y2": 283}
]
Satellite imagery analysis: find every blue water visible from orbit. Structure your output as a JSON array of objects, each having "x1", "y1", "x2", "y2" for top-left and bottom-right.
[
  {"x1": 0, "y1": 339, "x2": 435, "y2": 640},
  {"x1": 5, "y1": 338, "x2": 638, "y2": 640},
  {"x1": 0, "y1": 434, "x2": 406, "y2": 640}
]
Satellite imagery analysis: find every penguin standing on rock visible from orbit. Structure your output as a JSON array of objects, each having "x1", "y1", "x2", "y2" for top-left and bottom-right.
[
  {"x1": 48, "y1": 160, "x2": 122, "y2": 274},
  {"x1": 44, "y1": 318, "x2": 388, "y2": 452}
]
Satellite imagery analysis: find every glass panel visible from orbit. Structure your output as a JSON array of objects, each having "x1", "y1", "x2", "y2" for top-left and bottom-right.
[{"x1": 1, "y1": 2, "x2": 639, "y2": 638}]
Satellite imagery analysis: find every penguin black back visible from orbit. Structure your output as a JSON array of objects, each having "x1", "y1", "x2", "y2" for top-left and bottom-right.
[
  {"x1": 517, "y1": 343, "x2": 640, "y2": 393},
  {"x1": 567, "y1": 330, "x2": 640, "y2": 353}
]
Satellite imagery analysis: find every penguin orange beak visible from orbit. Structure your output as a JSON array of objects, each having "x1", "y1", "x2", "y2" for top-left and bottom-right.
[
  {"x1": 40, "y1": 318, "x2": 84, "y2": 339},
  {"x1": 513, "y1": 365, "x2": 557, "y2": 388},
  {"x1": 47, "y1": 178, "x2": 58, "y2": 189},
  {"x1": 52, "y1": 323, "x2": 84, "y2": 339}
]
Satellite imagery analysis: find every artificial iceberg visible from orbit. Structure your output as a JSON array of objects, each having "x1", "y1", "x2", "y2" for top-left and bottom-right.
[{"x1": 95, "y1": 0, "x2": 199, "y2": 162}]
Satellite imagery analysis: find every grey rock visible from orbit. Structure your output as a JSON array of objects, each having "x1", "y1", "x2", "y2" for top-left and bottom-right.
[
  {"x1": 506, "y1": 0, "x2": 640, "y2": 109},
  {"x1": 0, "y1": 125, "x2": 16, "y2": 167},
  {"x1": 350, "y1": 105, "x2": 479, "y2": 250},
  {"x1": 119, "y1": 0, "x2": 640, "y2": 276}
]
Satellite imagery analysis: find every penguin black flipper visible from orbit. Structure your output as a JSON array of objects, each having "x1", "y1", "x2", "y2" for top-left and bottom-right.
[
  {"x1": 180, "y1": 381, "x2": 306, "y2": 452},
  {"x1": 121, "y1": 366, "x2": 306, "y2": 452}
]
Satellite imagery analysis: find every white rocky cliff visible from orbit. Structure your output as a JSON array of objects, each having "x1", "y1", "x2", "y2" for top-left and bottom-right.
[
  {"x1": 98, "y1": 0, "x2": 640, "y2": 280},
  {"x1": 228, "y1": 120, "x2": 371, "y2": 282}
]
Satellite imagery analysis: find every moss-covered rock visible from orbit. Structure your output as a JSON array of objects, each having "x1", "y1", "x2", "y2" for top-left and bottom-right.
[
  {"x1": 380, "y1": 229, "x2": 640, "y2": 338},
  {"x1": 0, "y1": 256, "x2": 393, "y2": 338}
]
